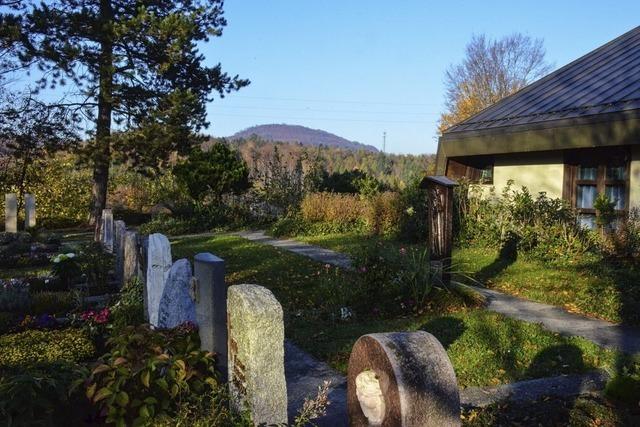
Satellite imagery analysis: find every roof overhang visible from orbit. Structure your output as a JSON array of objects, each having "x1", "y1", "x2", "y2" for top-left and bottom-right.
[{"x1": 435, "y1": 109, "x2": 640, "y2": 174}]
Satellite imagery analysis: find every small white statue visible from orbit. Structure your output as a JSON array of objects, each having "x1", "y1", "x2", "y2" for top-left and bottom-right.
[{"x1": 355, "y1": 370, "x2": 385, "y2": 425}]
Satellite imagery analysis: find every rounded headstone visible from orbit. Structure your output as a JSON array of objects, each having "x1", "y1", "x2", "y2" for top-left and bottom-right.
[
  {"x1": 157, "y1": 259, "x2": 196, "y2": 328},
  {"x1": 347, "y1": 331, "x2": 460, "y2": 427}
]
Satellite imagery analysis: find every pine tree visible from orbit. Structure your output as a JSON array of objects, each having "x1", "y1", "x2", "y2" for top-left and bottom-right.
[{"x1": 3, "y1": 0, "x2": 248, "y2": 232}]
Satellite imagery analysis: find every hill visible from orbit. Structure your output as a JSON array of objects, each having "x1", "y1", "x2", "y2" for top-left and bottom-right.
[{"x1": 228, "y1": 124, "x2": 378, "y2": 152}]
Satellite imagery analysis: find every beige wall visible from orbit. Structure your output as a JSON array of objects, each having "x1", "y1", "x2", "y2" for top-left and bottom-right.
[
  {"x1": 630, "y1": 146, "x2": 640, "y2": 210},
  {"x1": 472, "y1": 152, "x2": 565, "y2": 199}
]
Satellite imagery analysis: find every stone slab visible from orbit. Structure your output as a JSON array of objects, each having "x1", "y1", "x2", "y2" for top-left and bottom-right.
[
  {"x1": 194, "y1": 252, "x2": 228, "y2": 381},
  {"x1": 123, "y1": 231, "x2": 140, "y2": 284},
  {"x1": 157, "y1": 258, "x2": 196, "y2": 329},
  {"x1": 227, "y1": 284, "x2": 288, "y2": 425},
  {"x1": 4, "y1": 193, "x2": 17, "y2": 233},
  {"x1": 24, "y1": 194, "x2": 36, "y2": 229},
  {"x1": 101, "y1": 209, "x2": 114, "y2": 253},
  {"x1": 146, "y1": 233, "x2": 172, "y2": 326},
  {"x1": 114, "y1": 220, "x2": 126, "y2": 286}
]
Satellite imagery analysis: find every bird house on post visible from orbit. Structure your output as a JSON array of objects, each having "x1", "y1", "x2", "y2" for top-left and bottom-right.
[{"x1": 420, "y1": 176, "x2": 458, "y2": 285}]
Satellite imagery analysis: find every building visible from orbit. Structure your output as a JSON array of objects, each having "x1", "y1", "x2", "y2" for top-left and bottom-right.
[{"x1": 436, "y1": 26, "x2": 640, "y2": 227}]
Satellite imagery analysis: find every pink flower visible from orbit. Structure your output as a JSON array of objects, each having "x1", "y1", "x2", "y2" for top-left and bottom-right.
[
  {"x1": 399, "y1": 247, "x2": 407, "y2": 255},
  {"x1": 359, "y1": 266, "x2": 367, "y2": 273}
]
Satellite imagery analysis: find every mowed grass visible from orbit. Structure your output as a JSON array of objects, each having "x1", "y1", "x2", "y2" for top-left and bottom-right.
[
  {"x1": 297, "y1": 232, "x2": 640, "y2": 326},
  {"x1": 171, "y1": 233, "x2": 620, "y2": 388}
]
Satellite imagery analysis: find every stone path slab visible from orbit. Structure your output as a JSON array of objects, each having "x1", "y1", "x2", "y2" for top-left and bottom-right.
[
  {"x1": 284, "y1": 339, "x2": 609, "y2": 423},
  {"x1": 235, "y1": 230, "x2": 353, "y2": 269},
  {"x1": 284, "y1": 341, "x2": 347, "y2": 426},
  {"x1": 475, "y1": 287, "x2": 640, "y2": 354}
]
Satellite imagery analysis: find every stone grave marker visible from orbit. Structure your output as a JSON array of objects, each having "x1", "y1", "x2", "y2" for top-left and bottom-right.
[
  {"x1": 146, "y1": 233, "x2": 172, "y2": 326},
  {"x1": 157, "y1": 259, "x2": 197, "y2": 328},
  {"x1": 4, "y1": 193, "x2": 17, "y2": 233},
  {"x1": 227, "y1": 284, "x2": 287, "y2": 425},
  {"x1": 123, "y1": 231, "x2": 141, "y2": 284},
  {"x1": 193, "y1": 252, "x2": 227, "y2": 381},
  {"x1": 101, "y1": 209, "x2": 114, "y2": 253},
  {"x1": 24, "y1": 194, "x2": 36, "y2": 229},
  {"x1": 139, "y1": 235, "x2": 149, "y2": 321},
  {"x1": 114, "y1": 220, "x2": 126, "y2": 286},
  {"x1": 347, "y1": 331, "x2": 460, "y2": 427}
]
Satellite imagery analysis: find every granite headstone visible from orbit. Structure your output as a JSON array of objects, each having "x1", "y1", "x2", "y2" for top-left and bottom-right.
[
  {"x1": 24, "y1": 194, "x2": 36, "y2": 229},
  {"x1": 114, "y1": 220, "x2": 126, "y2": 286},
  {"x1": 157, "y1": 258, "x2": 196, "y2": 328},
  {"x1": 146, "y1": 233, "x2": 172, "y2": 326}
]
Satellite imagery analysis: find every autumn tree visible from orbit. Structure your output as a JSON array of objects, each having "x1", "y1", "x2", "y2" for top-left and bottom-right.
[
  {"x1": 1, "y1": 0, "x2": 249, "y2": 232},
  {"x1": 439, "y1": 33, "x2": 552, "y2": 132}
]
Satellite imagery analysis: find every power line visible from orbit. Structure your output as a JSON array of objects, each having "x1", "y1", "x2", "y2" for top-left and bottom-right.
[
  {"x1": 233, "y1": 95, "x2": 441, "y2": 107},
  {"x1": 209, "y1": 104, "x2": 440, "y2": 116},
  {"x1": 209, "y1": 112, "x2": 437, "y2": 125}
]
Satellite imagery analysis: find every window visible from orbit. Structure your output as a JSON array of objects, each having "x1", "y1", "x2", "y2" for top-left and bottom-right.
[{"x1": 564, "y1": 152, "x2": 629, "y2": 229}]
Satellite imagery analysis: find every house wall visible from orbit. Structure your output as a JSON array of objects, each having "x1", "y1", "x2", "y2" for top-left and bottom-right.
[
  {"x1": 473, "y1": 152, "x2": 565, "y2": 198},
  {"x1": 630, "y1": 146, "x2": 640, "y2": 210}
]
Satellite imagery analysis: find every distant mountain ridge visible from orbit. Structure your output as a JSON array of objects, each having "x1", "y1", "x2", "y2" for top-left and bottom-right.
[{"x1": 228, "y1": 124, "x2": 378, "y2": 152}]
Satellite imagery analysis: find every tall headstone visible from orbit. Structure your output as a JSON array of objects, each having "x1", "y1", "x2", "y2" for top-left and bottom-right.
[
  {"x1": 123, "y1": 231, "x2": 141, "y2": 284},
  {"x1": 139, "y1": 235, "x2": 150, "y2": 321},
  {"x1": 194, "y1": 253, "x2": 227, "y2": 381},
  {"x1": 24, "y1": 194, "x2": 36, "y2": 229},
  {"x1": 114, "y1": 220, "x2": 126, "y2": 286},
  {"x1": 157, "y1": 259, "x2": 196, "y2": 328},
  {"x1": 146, "y1": 233, "x2": 172, "y2": 326},
  {"x1": 101, "y1": 209, "x2": 114, "y2": 253},
  {"x1": 227, "y1": 284, "x2": 287, "y2": 425},
  {"x1": 347, "y1": 331, "x2": 460, "y2": 427},
  {"x1": 4, "y1": 193, "x2": 17, "y2": 233}
]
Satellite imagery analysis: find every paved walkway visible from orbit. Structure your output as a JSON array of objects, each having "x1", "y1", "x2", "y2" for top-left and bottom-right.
[
  {"x1": 236, "y1": 230, "x2": 640, "y2": 355},
  {"x1": 235, "y1": 230, "x2": 353, "y2": 269},
  {"x1": 284, "y1": 340, "x2": 609, "y2": 424}
]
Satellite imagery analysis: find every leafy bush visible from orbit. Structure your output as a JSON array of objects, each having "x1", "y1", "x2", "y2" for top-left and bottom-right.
[
  {"x1": 397, "y1": 178, "x2": 428, "y2": 242},
  {"x1": 110, "y1": 277, "x2": 145, "y2": 332},
  {"x1": 139, "y1": 213, "x2": 205, "y2": 235},
  {"x1": 30, "y1": 291, "x2": 78, "y2": 316},
  {"x1": 364, "y1": 192, "x2": 402, "y2": 236},
  {"x1": 455, "y1": 181, "x2": 594, "y2": 261},
  {"x1": 78, "y1": 242, "x2": 114, "y2": 287},
  {"x1": 602, "y1": 208, "x2": 640, "y2": 258},
  {"x1": 50, "y1": 252, "x2": 82, "y2": 288},
  {"x1": 0, "y1": 328, "x2": 94, "y2": 369},
  {"x1": 84, "y1": 324, "x2": 218, "y2": 426},
  {"x1": 0, "y1": 362, "x2": 87, "y2": 427},
  {"x1": 0, "y1": 279, "x2": 30, "y2": 312}
]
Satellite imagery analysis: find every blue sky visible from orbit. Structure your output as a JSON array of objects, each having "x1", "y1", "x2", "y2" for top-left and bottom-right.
[{"x1": 200, "y1": 0, "x2": 640, "y2": 154}]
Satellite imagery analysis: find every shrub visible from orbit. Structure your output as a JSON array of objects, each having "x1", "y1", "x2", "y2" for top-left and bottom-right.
[
  {"x1": 110, "y1": 277, "x2": 145, "y2": 332},
  {"x1": 0, "y1": 328, "x2": 95, "y2": 369},
  {"x1": 455, "y1": 181, "x2": 593, "y2": 261},
  {"x1": 0, "y1": 279, "x2": 30, "y2": 312},
  {"x1": 30, "y1": 291, "x2": 78, "y2": 316},
  {"x1": 84, "y1": 324, "x2": 218, "y2": 426},
  {"x1": 301, "y1": 192, "x2": 365, "y2": 224},
  {"x1": 78, "y1": 242, "x2": 114, "y2": 288},
  {"x1": 50, "y1": 252, "x2": 82, "y2": 288},
  {"x1": 0, "y1": 312, "x2": 20, "y2": 334},
  {"x1": 363, "y1": 192, "x2": 402, "y2": 236},
  {"x1": 0, "y1": 362, "x2": 87, "y2": 427},
  {"x1": 397, "y1": 178, "x2": 428, "y2": 242}
]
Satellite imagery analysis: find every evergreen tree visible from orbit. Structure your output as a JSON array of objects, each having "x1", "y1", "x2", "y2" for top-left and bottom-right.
[{"x1": 2, "y1": 0, "x2": 248, "y2": 231}]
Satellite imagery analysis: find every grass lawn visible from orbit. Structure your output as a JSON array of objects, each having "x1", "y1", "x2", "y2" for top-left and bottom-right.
[
  {"x1": 171, "y1": 234, "x2": 622, "y2": 388},
  {"x1": 297, "y1": 232, "x2": 640, "y2": 326}
]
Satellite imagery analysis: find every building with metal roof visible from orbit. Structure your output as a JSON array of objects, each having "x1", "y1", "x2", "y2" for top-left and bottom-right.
[{"x1": 436, "y1": 26, "x2": 640, "y2": 227}]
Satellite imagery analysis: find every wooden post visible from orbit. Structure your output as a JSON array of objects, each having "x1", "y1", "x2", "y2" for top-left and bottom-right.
[{"x1": 420, "y1": 176, "x2": 457, "y2": 284}]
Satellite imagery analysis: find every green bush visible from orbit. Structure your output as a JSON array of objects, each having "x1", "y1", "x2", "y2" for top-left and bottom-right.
[
  {"x1": 0, "y1": 312, "x2": 20, "y2": 334},
  {"x1": 78, "y1": 242, "x2": 114, "y2": 288},
  {"x1": 455, "y1": 181, "x2": 594, "y2": 261},
  {"x1": 30, "y1": 291, "x2": 78, "y2": 316},
  {"x1": 139, "y1": 213, "x2": 206, "y2": 235},
  {"x1": 85, "y1": 324, "x2": 218, "y2": 426},
  {"x1": 0, "y1": 362, "x2": 87, "y2": 427},
  {"x1": 110, "y1": 278, "x2": 145, "y2": 332},
  {"x1": 0, "y1": 279, "x2": 30, "y2": 312},
  {"x1": 0, "y1": 328, "x2": 95, "y2": 369}
]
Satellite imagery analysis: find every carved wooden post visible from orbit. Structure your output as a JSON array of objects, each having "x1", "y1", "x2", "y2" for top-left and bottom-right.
[{"x1": 421, "y1": 176, "x2": 457, "y2": 285}]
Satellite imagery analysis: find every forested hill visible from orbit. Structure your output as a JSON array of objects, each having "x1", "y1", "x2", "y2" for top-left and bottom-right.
[
  {"x1": 228, "y1": 124, "x2": 378, "y2": 152},
  {"x1": 204, "y1": 136, "x2": 435, "y2": 188}
]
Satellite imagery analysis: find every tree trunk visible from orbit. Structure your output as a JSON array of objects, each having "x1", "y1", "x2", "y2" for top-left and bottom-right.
[{"x1": 91, "y1": 0, "x2": 114, "y2": 240}]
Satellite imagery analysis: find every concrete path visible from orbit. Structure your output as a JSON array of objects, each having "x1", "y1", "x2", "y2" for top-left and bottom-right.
[
  {"x1": 236, "y1": 230, "x2": 640, "y2": 355},
  {"x1": 235, "y1": 230, "x2": 353, "y2": 269},
  {"x1": 284, "y1": 340, "x2": 609, "y2": 423},
  {"x1": 475, "y1": 287, "x2": 640, "y2": 354}
]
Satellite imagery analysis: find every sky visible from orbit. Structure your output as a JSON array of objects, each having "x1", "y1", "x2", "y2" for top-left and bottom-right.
[{"x1": 199, "y1": 0, "x2": 640, "y2": 154}]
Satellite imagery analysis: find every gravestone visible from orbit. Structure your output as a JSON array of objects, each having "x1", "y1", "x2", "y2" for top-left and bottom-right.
[
  {"x1": 4, "y1": 194, "x2": 17, "y2": 233},
  {"x1": 114, "y1": 220, "x2": 126, "y2": 286},
  {"x1": 139, "y1": 235, "x2": 150, "y2": 321},
  {"x1": 146, "y1": 233, "x2": 172, "y2": 326},
  {"x1": 227, "y1": 284, "x2": 287, "y2": 425},
  {"x1": 101, "y1": 209, "x2": 114, "y2": 253},
  {"x1": 24, "y1": 194, "x2": 36, "y2": 229},
  {"x1": 347, "y1": 331, "x2": 460, "y2": 427},
  {"x1": 193, "y1": 253, "x2": 227, "y2": 381},
  {"x1": 123, "y1": 231, "x2": 141, "y2": 284},
  {"x1": 157, "y1": 259, "x2": 196, "y2": 328}
]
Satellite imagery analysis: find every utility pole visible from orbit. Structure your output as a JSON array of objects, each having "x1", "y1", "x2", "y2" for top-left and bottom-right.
[{"x1": 382, "y1": 131, "x2": 386, "y2": 153}]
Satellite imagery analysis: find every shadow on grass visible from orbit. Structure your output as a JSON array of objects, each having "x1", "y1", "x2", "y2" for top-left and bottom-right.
[
  {"x1": 472, "y1": 238, "x2": 519, "y2": 284},
  {"x1": 419, "y1": 316, "x2": 466, "y2": 349},
  {"x1": 526, "y1": 344, "x2": 585, "y2": 378}
]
